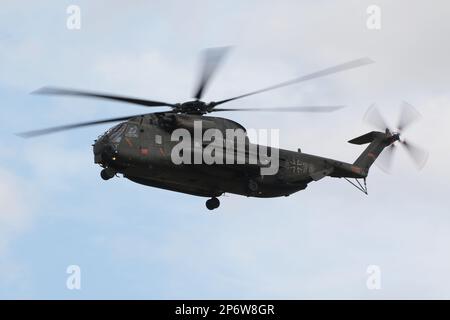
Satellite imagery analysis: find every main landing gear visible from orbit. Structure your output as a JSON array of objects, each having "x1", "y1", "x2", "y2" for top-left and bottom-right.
[
  {"x1": 206, "y1": 197, "x2": 220, "y2": 210},
  {"x1": 100, "y1": 167, "x2": 116, "y2": 180}
]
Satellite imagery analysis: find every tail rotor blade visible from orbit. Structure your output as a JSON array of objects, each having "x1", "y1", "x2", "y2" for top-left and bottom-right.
[
  {"x1": 401, "y1": 140, "x2": 428, "y2": 170},
  {"x1": 397, "y1": 101, "x2": 421, "y2": 131},
  {"x1": 376, "y1": 144, "x2": 396, "y2": 173},
  {"x1": 364, "y1": 104, "x2": 388, "y2": 131}
]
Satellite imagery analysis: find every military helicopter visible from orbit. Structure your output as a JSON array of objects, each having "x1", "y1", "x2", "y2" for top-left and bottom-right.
[{"x1": 19, "y1": 48, "x2": 427, "y2": 210}]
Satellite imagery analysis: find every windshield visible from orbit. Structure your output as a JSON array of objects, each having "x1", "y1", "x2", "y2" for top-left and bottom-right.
[{"x1": 108, "y1": 123, "x2": 127, "y2": 145}]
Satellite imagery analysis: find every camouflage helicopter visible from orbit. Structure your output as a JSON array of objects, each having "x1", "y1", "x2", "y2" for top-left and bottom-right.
[{"x1": 19, "y1": 48, "x2": 427, "y2": 210}]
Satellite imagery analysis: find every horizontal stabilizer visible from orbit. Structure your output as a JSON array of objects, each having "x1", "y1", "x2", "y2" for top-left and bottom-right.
[{"x1": 348, "y1": 131, "x2": 378, "y2": 145}]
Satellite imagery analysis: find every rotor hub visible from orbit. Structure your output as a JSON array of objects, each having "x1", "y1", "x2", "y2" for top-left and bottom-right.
[
  {"x1": 175, "y1": 100, "x2": 216, "y2": 114},
  {"x1": 385, "y1": 128, "x2": 401, "y2": 144},
  {"x1": 392, "y1": 132, "x2": 401, "y2": 142},
  {"x1": 387, "y1": 132, "x2": 401, "y2": 145}
]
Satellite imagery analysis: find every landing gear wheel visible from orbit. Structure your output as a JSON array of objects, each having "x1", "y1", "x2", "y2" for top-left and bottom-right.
[
  {"x1": 206, "y1": 197, "x2": 220, "y2": 210},
  {"x1": 100, "y1": 168, "x2": 116, "y2": 180}
]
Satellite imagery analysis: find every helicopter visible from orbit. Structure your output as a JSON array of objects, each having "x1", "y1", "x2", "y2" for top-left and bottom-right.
[{"x1": 19, "y1": 48, "x2": 428, "y2": 210}]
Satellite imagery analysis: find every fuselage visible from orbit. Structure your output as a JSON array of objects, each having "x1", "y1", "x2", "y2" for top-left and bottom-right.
[{"x1": 93, "y1": 113, "x2": 362, "y2": 198}]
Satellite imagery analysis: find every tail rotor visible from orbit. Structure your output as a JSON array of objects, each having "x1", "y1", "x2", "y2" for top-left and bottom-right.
[{"x1": 363, "y1": 102, "x2": 428, "y2": 172}]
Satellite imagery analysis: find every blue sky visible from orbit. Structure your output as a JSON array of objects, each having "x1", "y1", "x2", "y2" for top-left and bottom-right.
[{"x1": 1, "y1": 0, "x2": 450, "y2": 299}]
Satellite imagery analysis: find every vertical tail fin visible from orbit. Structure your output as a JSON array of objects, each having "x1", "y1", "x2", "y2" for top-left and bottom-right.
[{"x1": 348, "y1": 131, "x2": 397, "y2": 171}]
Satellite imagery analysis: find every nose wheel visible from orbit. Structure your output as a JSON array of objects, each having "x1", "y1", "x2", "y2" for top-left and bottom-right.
[
  {"x1": 206, "y1": 197, "x2": 220, "y2": 210},
  {"x1": 100, "y1": 168, "x2": 116, "y2": 180}
]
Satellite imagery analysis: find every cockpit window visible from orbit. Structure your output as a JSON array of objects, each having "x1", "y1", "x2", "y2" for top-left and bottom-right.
[
  {"x1": 109, "y1": 123, "x2": 127, "y2": 145},
  {"x1": 125, "y1": 124, "x2": 139, "y2": 138}
]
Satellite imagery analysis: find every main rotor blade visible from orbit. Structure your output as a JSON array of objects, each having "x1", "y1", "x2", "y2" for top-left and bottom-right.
[
  {"x1": 401, "y1": 140, "x2": 429, "y2": 170},
  {"x1": 212, "y1": 105, "x2": 345, "y2": 113},
  {"x1": 213, "y1": 57, "x2": 374, "y2": 106},
  {"x1": 376, "y1": 144, "x2": 396, "y2": 173},
  {"x1": 397, "y1": 101, "x2": 421, "y2": 131},
  {"x1": 17, "y1": 114, "x2": 145, "y2": 138},
  {"x1": 33, "y1": 87, "x2": 176, "y2": 108},
  {"x1": 193, "y1": 46, "x2": 231, "y2": 100},
  {"x1": 363, "y1": 104, "x2": 388, "y2": 131}
]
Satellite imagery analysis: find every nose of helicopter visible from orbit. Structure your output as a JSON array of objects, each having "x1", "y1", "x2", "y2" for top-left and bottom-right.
[{"x1": 93, "y1": 137, "x2": 116, "y2": 165}]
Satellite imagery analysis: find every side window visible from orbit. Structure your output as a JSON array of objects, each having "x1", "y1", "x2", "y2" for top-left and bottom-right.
[{"x1": 125, "y1": 124, "x2": 139, "y2": 138}]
